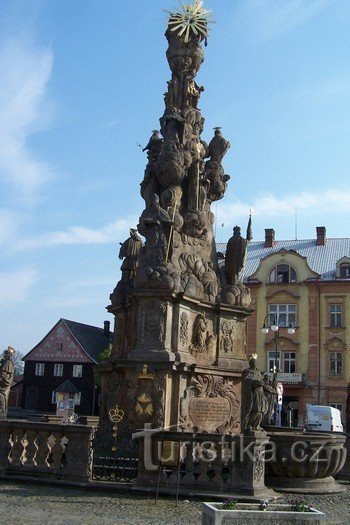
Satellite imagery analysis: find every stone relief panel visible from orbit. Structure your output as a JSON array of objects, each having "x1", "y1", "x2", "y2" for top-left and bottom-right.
[
  {"x1": 325, "y1": 337, "x2": 345, "y2": 352},
  {"x1": 180, "y1": 374, "x2": 240, "y2": 434},
  {"x1": 179, "y1": 311, "x2": 189, "y2": 347},
  {"x1": 189, "y1": 313, "x2": 216, "y2": 364},
  {"x1": 219, "y1": 320, "x2": 236, "y2": 355},
  {"x1": 122, "y1": 368, "x2": 166, "y2": 429},
  {"x1": 219, "y1": 319, "x2": 246, "y2": 359},
  {"x1": 138, "y1": 300, "x2": 167, "y2": 347}
]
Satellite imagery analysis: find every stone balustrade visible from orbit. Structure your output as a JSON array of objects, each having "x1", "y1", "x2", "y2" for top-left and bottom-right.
[
  {"x1": 133, "y1": 429, "x2": 275, "y2": 498},
  {"x1": 0, "y1": 419, "x2": 94, "y2": 483}
]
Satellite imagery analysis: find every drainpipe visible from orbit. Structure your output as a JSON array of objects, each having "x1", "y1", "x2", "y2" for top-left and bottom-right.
[{"x1": 318, "y1": 283, "x2": 321, "y2": 404}]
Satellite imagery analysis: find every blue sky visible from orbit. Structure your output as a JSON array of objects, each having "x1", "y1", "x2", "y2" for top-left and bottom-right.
[{"x1": 1, "y1": 0, "x2": 350, "y2": 354}]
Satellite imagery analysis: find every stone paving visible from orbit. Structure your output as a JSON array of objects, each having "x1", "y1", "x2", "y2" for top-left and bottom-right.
[{"x1": 0, "y1": 481, "x2": 349, "y2": 525}]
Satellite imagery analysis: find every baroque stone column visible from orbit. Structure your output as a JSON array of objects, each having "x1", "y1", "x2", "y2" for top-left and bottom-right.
[{"x1": 97, "y1": 1, "x2": 268, "y2": 497}]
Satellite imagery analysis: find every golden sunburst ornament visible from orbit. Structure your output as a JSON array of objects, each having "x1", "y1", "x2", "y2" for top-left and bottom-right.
[{"x1": 166, "y1": 1, "x2": 215, "y2": 43}]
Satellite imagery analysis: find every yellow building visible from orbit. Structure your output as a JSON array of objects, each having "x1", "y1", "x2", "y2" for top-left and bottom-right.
[{"x1": 222, "y1": 226, "x2": 350, "y2": 428}]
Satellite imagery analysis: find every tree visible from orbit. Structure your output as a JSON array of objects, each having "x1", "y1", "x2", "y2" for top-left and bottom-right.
[
  {"x1": 12, "y1": 351, "x2": 24, "y2": 376},
  {"x1": 94, "y1": 344, "x2": 112, "y2": 387}
]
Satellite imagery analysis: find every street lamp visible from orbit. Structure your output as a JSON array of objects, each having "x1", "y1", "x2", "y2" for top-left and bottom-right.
[{"x1": 261, "y1": 313, "x2": 296, "y2": 426}]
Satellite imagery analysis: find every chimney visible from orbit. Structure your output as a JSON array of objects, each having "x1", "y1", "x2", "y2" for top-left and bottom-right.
[
  {"x1": 103, "y1": 320, "x2": 110, "y2": 336},
  {"x1": 316, "y1": 226, "x2": 326, "y2": 246},
  {"x1": 265, "y1": 228, "x2": 275, "y2": 248}
]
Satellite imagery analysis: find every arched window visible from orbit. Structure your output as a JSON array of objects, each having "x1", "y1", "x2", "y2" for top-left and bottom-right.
[{"x1": 269, "y1": 264, "x2": 297, "y2": 284}]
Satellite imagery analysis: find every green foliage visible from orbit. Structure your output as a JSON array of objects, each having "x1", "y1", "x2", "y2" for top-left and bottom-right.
[
  {"x1": 221, "y1": 499, "x2": 237, "y2": 510},
  {"x1": 94, "y1": 343, "x2": 112, "y2": 387},
  {"x1": 289, "y1": 500, "x2": 312, "y2": 513}
]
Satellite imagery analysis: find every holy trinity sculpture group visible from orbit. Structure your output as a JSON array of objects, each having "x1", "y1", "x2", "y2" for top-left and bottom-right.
[
  {"x1": 113, "y1": 12, "x2": 252, "y2": 310},
  {"x1": 101, "y1": 1, "x2": 276, "y2": 442}
]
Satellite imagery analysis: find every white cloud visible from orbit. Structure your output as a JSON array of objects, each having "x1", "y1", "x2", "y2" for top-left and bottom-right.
[
  {"x1": 15, "y1": 216, "x2": 138, "y2": 251},
  {"x1": 217, "y1": 189, "x2": 350, "y2": 223},
  {"x1": 0, "y1": 208, "x2": 23, "y2": 245},
  {"x1": 0, "y1": 36, "x2": 54, "y2": 202},
  {"x1": 241, "y1": 0, "x2": 333, "y2": 40},
  {"x1": 0, "y1": 267, "x2": 37, "y2": 304}
]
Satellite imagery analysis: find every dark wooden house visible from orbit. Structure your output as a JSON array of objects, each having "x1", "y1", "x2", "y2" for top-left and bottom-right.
[{"x1": 22, "y1": 318, "x2": 112, "y2": 415}]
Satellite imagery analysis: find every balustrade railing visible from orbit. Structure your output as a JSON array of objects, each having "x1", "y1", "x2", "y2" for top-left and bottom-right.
[{"x1": 0, "y1": 420, "x2": 93, "y2": 483}]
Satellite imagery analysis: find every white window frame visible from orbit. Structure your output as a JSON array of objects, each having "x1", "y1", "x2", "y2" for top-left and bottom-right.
[
  {"x1": 329, "y1": 304, "x2": 342, "y2": 328},
  {"x1": 330, "y1": 352, "x2": 343, "y2": 375},
  {"x1": 35, "y1": 363, "x2": 45, "y2": 376},
  {"x1": 53, "y1": 363, "x2": 63, "y2": 377},
  {"x1": 74, "y1": 392, "x2": 81, "y2": 406},
  {"x1": 73, "y1": 364, "x2": 83, "y2": 378},
  {"x1": 51, "y1": 391, "x2": 57, "y2": 404},
  {"x1": 269, "y1": 304, "x2": 297, "y2": 327},
  {"x1": 269, "y1": 265, "x2": 297, "y2": 284},
  {"x1": 267, "y1": 350, "x2": 281, "y2": 373},
  {"x1": 283, "y1": 351, "x2": 296, "y2": 373}
]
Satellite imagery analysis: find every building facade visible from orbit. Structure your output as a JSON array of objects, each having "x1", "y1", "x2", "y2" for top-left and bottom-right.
[
  {"x1": 22, "y1": 318, "x2": 112, "y2": 416},
  {"x1": 221, "y1": 226, "x2": 350, "y2": 428}
]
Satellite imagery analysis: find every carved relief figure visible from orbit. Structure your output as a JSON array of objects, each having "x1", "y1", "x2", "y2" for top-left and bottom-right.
[
  {"x1": 0, "y1": 346, "x2": 15, "y2": 419},
  {"x1": 141, "y1": 302, "x2": 166, "y2": 346},
  {"x1": 179, "y1": 311, "x2": 189, "y2": 346},
  {"x1": 220, "y1": 320, "x2": 235, "y2": 354},
  {"x1": 191, "y1": 313, "x2": 207, "y2": 351}
]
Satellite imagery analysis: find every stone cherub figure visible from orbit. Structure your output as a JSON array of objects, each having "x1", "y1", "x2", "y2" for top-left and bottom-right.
[
  {"x1": 241, "y1": 354, "x2": 276, "y2": 434},
  {"x1": 0, "y1": 346, "x2": 15, "y2": 419},
  {"x1": 224, "y1": 212, "x2": 252, "y2": 285}
]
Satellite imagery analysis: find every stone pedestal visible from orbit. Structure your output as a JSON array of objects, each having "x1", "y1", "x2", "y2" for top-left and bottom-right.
[{"x1": 99, "y1": 290, "x2": 251, "y2": 436}]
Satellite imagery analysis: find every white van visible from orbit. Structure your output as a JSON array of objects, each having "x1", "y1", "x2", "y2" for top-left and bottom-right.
[{"x1": 306, "y1": 405, "x2": 343, "y2": 432}]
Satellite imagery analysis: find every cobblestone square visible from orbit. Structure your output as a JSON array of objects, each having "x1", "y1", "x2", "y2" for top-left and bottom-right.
[{"x1": 0, "y1": 481, "x2": 349, "y2": 525}]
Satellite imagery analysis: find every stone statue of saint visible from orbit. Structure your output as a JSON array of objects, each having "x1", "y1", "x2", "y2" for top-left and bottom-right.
[
  {"x1": 0, "y1": 346, "x2": 15, "y2": 419},
  {"x1": 224, "y1": 214, "x2": 252, "y2": 285},
  {"x1": 207, "y1": 127, "x2": 230, "y2": 163},
  {"x1": 262, "y1": 373, "x2": 277, "y2": 427},
  {"x1": 142, "y1": 130, "x2": 163, "y2": 161},
  {"x1": 241, "y1": 355, "x2": 274, "y2": 433},
  {"x1": 119, "y1": 228, "x2": 143, "y2": 280}
]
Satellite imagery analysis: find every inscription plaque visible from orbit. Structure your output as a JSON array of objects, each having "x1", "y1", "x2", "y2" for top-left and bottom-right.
[{"x1": 188, "y1": 396, "x2": 230, "y2": 432}]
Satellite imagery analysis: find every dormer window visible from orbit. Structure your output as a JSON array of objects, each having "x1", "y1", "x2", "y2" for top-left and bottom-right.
[
  {"x1": 336, "y1": 258, "x2": 350, "y2": 278},
  {"x1": 340, "y1": 264, "x2": 350, "y2": 279},
  {"x1": 269, "y1": 264, "x2": 297, "y2": 284}
]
